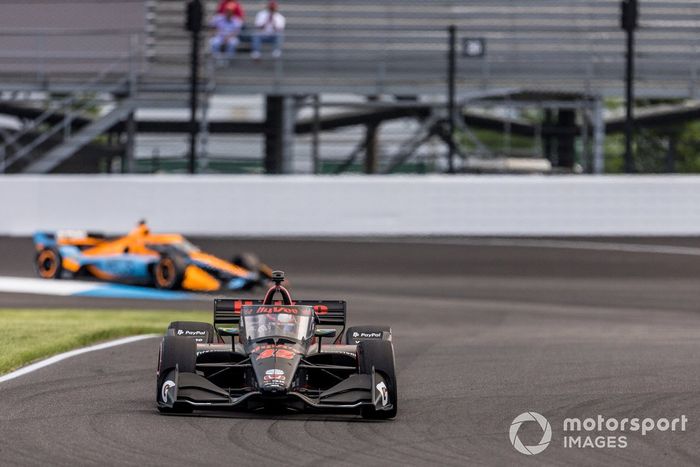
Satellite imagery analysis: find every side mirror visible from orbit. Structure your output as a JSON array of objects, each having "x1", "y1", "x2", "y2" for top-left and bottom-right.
[
  {"x1": 314, "y1": 329, "x2": 336, "y2": 338},
  {"x1": 218, "y1": 327, "x2": 239, "y2": 337},
  {"x1": 314, "y1": 328, "x2": 336, "y2": 351}
]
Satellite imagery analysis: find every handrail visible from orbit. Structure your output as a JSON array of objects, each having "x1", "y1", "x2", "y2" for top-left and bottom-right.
[
  {"x1": 0, "y1": 33, "x2": 143, "y2": 172},
  {"x1": 0, "y1": 53, "x2": 133, "y2": 153},
  {"x1": 1, "y1": 77, "x2": 131, "y2": 171}
]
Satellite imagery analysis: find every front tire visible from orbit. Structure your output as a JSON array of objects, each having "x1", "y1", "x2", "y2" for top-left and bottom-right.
[
  {"x1": 357, "y1": 340, "x2": 398, "y2": 419},
  {"x1": 232, "y1": 252, "x2": 273, "y2": 281},
  {"x1": 154, "y1": 254, "x2": 185, "y2": 290},
  {"x1": 35, "y1": 247, "x2": 63, "y2": 279},
  {"x1": 156, "y1": 336, "x2": 196, "y2": 414}
]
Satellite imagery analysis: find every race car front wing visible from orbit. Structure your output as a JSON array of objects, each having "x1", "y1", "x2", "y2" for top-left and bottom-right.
[{"x1": 159, "y1": 367, "x2": 394, "y2": 414}]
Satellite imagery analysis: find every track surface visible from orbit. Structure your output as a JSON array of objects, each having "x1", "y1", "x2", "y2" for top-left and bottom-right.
[{"x1": 1, "y1": 237, "x2": 700, "y2": 465}]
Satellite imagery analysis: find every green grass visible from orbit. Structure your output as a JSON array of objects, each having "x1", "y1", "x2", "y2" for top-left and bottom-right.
[{"x1": 0, "y1": 309, "x2": 209, "y2": 375}]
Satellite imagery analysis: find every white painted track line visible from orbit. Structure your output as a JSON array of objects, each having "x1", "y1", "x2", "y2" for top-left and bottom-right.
[
  {"x1": 0, "y1": 276, "x2": 98, "y2": 296},
  {"x1": 0, "y1": 334, "x2": 158, "y2": 384}
]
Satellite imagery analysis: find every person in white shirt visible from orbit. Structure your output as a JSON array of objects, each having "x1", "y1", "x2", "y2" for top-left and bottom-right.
[
  {"x1": 251, "y1": 1, "x2": 286, "y2": 59},
  {"x1": 209, "y1": 4, "x2": 243, "y2": 60}
]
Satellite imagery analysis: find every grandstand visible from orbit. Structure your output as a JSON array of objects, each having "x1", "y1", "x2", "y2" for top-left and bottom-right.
[
  {"x1": 148, "y1": 0, "x2": 700, "y2": 98},
  {"x1": 2, "y1": 0, "x2": 698, "y2": 97},
  {"x1": 0, "y1": 0, "x2": 699, "y2": 173}
]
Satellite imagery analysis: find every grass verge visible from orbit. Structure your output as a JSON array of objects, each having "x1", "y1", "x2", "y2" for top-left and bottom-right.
[{"x1": 0, "y1": 309, "x2": 209, "y2": 375}]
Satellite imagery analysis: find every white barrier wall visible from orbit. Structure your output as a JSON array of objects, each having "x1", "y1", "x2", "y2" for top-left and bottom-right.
[{"x1": 2, "y1": 175, "x2": 700, "y2": 236}]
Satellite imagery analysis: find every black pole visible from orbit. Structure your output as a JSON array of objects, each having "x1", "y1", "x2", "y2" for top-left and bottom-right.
[
  {"x1": 621, "y1": 0, "x2": 638, "y2": 173},
  {"x1": 447, "y1": 25, "x2": 456, "y2": 174},
  {"x1": 186, "y1": 0, "x2": 203, "y2": 174},
  {"x1": 624, "y1": 26, "x2": 635, "y2": 173}
]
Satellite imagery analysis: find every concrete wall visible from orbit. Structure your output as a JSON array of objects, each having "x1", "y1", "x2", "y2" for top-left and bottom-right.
[{"x1": 1, "y1": 175, "x2": 700, "y2": 236}]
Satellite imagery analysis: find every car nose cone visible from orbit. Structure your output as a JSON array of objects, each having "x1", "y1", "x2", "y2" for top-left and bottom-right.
[
  {"x1": 261, "y1": 383, "x2": 287, "y2": 395},
  {"x1": 259, "y1": 367, "x2": 290, "y2": 396}
]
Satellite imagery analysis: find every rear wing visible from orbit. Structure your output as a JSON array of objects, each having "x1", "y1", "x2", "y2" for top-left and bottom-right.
[{"x1": 214, "y1": 299, "x2": 346, "y2": 327}]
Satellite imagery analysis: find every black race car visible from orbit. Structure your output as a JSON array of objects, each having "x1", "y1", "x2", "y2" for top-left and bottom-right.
[{"x1": 156, "y1": 271, "x2": 397, "y2": 419}]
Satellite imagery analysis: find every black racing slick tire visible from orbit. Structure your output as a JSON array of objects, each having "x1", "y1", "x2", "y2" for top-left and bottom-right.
[
  {"x1": 166, "y1": 321, "x2": 222, "y2": 344},
  {"x1": 154, "y1": 254, "x2": 186, "y2": 290},
  {"x1": 232, "y1": 252, "x2": 260, "y2": 272},
  {"x1": 35, "y1": 246, "x2": 63, "y2": 279},
  {"x1": 233, "y1": 252, "x2": 274, "y2": 281},
  {"x1": 156, "y1": 336, "x2": 196, "y2": 414},
  {"x1": 357, "y1": 340, "x2": 398, "y2": 419}
]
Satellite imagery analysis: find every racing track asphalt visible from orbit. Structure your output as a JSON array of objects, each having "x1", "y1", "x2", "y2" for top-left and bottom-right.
[{"x1": 1, "y1": 236, "x2": 700, "y2": 465}]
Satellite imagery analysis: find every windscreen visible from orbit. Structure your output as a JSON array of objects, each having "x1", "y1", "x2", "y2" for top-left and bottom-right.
[
  {"x1": 171, "y1": 239, "x2": 199, "y2": 254},
  {"x1": 241, "y1": 305, "x2": 314, "y2": 342},
  {"x1": 145, "y1": 239, "x2": 199, "y2": 254}
]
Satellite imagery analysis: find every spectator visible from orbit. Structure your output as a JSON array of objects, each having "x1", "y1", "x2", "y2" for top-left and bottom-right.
[
  {"x1": 215, "y1": 0, "x2": 244, "y2": 20},
  {"x1": 209, "y1": 3, "x2": 243, "y2": 62},
  {"x1": 251, "y1": 1, "x2": 286, "y2": 59}
]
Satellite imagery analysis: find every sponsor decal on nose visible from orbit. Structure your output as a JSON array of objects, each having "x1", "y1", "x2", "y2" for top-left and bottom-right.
[{"x1": 263, "y1": 368, "x2": 286, "y2": 384}]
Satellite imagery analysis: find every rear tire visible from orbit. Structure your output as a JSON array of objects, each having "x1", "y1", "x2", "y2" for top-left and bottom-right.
[
  {"x1": 154, "y1": 254, "x2": 186, "y2": 290},
  {"x1": 156, "y1": 336, "x2": 196, "y2": 414},
  {"x1": 357, "y1": 340, "x2": 397, "y2": 419},
  {"x1": 35, "y1": 246, "x2": 63, "y2": 279}
]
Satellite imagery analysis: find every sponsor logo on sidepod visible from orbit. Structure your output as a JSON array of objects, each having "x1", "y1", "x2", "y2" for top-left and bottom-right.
[
  {"x1": 352, "y1": 331, "x2": 382, "y2": 339},
  {"x1": 361, "y1": 332, "x2": 382, "y2": 338},
  {"x1": 177, "y1": 329, "x2": 206, "y2": 336}
]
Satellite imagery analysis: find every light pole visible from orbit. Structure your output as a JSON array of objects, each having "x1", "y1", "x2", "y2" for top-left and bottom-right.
[
  {"x1": 185, "y1": 0, "x2": 203, "y2": 174},
  {"x1": 447, "y1": 25, "x2": 457, "y2": 174},
  {"x1": 621, "y1": 0, "x2": 638, "y2": 173}
]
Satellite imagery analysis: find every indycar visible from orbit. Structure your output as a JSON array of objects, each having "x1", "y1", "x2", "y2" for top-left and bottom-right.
[
  {"x1": 32, "y1": 221, "x2": 273, "y2": 292},
  {"x1": 156, "y1": 271, "x2": 397, "y2": 419}
]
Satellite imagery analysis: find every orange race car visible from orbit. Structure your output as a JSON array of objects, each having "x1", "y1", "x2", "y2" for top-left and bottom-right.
[{"x1": 33, "y1": 221, "x2": 273, "y2": 292}]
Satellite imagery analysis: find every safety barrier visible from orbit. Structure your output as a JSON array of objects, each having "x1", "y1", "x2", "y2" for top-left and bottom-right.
[{"x1": 1, "y1": 175, "x2": 700, "y2": 236}]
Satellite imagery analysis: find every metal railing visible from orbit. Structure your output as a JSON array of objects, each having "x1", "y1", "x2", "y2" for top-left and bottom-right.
[{"x1": 0, "y1": 31, "x2": 144, "y2": 172}]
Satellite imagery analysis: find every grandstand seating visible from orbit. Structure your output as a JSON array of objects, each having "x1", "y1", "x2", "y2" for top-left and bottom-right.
[
  {"x1": 144, "y1": 0, "x2": 700, "y2": 98},
  {"x1": 0, "y1": 0, "x2": 698, "y2": 98}
]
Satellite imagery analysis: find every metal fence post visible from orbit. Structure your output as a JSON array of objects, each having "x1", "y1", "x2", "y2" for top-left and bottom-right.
[
  {"x1": 311, "y1": 94, "x2": 321, "y2": 174},
  {"x1": 63, "y1": 111, "x2": 72, "y2": 141},
  {"x1": 447, "y1": 25, "x2": 456, "y2": 174},
  {"x1": 592, "y1": 97, "x2": 605, "y2": 174}
]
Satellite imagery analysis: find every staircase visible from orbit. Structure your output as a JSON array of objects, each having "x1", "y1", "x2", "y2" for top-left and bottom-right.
[{"x1": 21, "y1": 100, "x2": 137, "y2": 173}]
